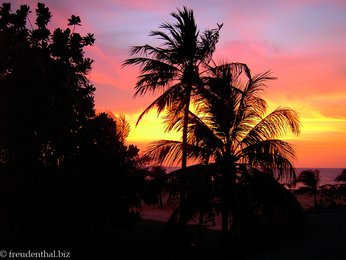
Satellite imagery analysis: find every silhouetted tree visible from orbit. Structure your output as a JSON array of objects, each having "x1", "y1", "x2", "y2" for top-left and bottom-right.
[
  {"x1": 142, "y1": 166, "x2": 168, "y2": 208},
  {"x1": 146, "y1": 63, "x2": 302, "y2": 242},
  {"x1": 123, "y1": 7, "x2": 222, "y2": 202},
  {"x1": 0, "y1": 3, "x2": 96, "y2": 249},
  {"x1": 65, "y1": 112, "x2": 142, "y2": 227},
  {"x1": 296, "y1": 169, "x2": 320, "y2": 209},
  {"x1": 335, "y1": 169, "x2": 346, "y2": 182},
  {"x1": 0, "y1": 4, "x2": 143, "y2": 255},
  {"x1": 0, "y1": 2, "x2": 95, "y2": 171}
]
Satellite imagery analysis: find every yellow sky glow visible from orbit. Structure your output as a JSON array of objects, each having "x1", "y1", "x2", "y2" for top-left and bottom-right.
[
  {"x1": 123, "y1": 104, "x2": 346, "y2": 168},
  {"x1": 126, "y1": 110, "x2": 180, "y2": 143}
]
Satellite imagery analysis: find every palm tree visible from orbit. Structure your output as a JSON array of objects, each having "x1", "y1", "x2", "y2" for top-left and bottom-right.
[
  {"x1": 335, "y1": 169, "x2": 346, "y2": 183},
  {"x1": 296, "y1": 169, "x2": 320, "y2": 209},
  {"x1": 123, "y1": 7, "x2": 222, "y2": 201},
  {"x1": 334, "y1": 169, "x2": 346, "y2": 201},
  {"x1": 146, "y1": 63, "x2": 301, "y2": 241}
]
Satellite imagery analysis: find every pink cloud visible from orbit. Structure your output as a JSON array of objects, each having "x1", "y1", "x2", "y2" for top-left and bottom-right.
[{"x1": 215, "y1": 35, "x2": 346, "y2": 117}]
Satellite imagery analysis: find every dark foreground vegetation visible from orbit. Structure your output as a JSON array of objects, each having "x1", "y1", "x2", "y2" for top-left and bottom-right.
[
  {"x1": 1, "y1": 2, "x2": 345, "y2": 259},
  {"x1": 0, "y1": 3, "x2": 144, "y2": 257},
  {"x1": 109, "y1": 209, "x2": 346, "y2": 260}
]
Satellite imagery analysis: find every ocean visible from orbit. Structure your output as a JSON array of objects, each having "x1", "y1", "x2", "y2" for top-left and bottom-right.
[
  {"x1": 296, "y1": 168, "x2": 345, "y2": 186},
  {"x1": 165, "y1": 166, "x2": 345, "y2": 186}
]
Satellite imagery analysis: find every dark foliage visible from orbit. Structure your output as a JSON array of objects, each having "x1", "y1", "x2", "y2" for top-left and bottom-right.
[
  {"x1": 335, "y1": 169, "x2": 346, "y2": 182},
  {"x1": 123, "y1": 7, "x2": 223, "y2": 204},
  {"x1": 146, "y1": 62, "x2": 302, "y2": 242},
  {"x1": 296, "y1": 170, "x2": 320, "y2": 208},
  {"x1": 0, "y1": 2, "x2": 95, "y2": 168},
  {"x1": 0, "y1": 3, "x2": 143, "y2": 256},
  {"x1": 141, "y1": 166, "x2": 168, "y2": 207}
]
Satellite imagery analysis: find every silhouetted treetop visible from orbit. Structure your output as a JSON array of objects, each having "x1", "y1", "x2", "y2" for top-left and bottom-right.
[
  {"x1": 335, "y1": 169, "x2": 346, "y2": 182},
  {"x1": 0, "y1": 3, "x2": 144, "y2": 252},
  {"x1": 0, "y1": 2, "x2": 95, "y2": 168},
  {"x1": 68, "y1": 15, "x2": 81, "y2": 27},
  {"x1": 145, "y1": 62, "x2": 301, "y2": 240},
  {"x1": 124, "y1": 6, "x2": 223, "y2": 205}
]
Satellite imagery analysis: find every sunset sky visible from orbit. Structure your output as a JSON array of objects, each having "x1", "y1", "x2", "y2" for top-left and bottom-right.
[{"x1": 12, "y1": 0, "x2": 346, "y2": 168}]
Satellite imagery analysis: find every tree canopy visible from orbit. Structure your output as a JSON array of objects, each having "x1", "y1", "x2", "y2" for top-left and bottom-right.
[
  {"x1": 0, "y1": 3, "x2": 143, "y2": 254},
  {"x1": 145, "y1": 62, "x2": 302, "y2": 240},
  {"x1": 123, "y1": 7, "x2": 223, "y2": 201},
  {"x1": 0, "y1": 2, "x2": 95, "y2": 169}
]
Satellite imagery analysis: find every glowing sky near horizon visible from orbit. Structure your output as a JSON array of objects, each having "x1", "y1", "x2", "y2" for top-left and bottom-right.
[{"x1": 12, "y1": 0, "x2": 346, "y2": 168}]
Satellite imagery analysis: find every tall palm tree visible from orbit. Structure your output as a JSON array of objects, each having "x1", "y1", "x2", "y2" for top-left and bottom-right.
[
  {"x1": 146, "y1": 63, "x2": 301, "y2": 241},
  {"x1": 123, "y1": 7, "x2": 222, "y2": 201}
]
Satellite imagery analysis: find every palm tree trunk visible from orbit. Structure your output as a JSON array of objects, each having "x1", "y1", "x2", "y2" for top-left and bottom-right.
[
  {"x1": 198, "y1": 211, "x2": 203, "y2": 248},
  {"x1": 221, "y1": 205, "x2": 229, "y2": 243},
  {"x1": 221, "y1": 170, "x2": 229, "y2": 244},
  {"x1": 313, "y1": 190, "x2": 318, "y2": 210},
  {"x1": 221, "y1": 144, "x2": 238, "y2": 244},
  {"x1": 158, "y1": 192, "x2": 163, "y2": 208},
  {"x1": 229, "y1": 165, "x2": 239, "y2": 233},
  {"x1": 180, "y1": 89, "x2": 191, "y2": 202}
]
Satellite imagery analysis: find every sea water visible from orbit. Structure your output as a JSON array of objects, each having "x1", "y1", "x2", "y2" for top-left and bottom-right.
[
  {"x1": 296, "y1": 168, "x2": 345, "y2": 186},
  {"x1": 166, "y1": 167, "x2": 345, "y2": 186}
]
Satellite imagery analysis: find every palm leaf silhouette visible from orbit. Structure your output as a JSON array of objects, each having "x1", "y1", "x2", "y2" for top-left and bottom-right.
[
  {"x1": 144, "y1": 62, "x2": 301, "y2": 241},
  {"x1": 123, "y1": 7, "x2": 222, "y2": 202}
]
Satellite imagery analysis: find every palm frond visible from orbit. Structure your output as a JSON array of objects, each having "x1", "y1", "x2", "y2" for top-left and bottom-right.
[
  {"x1": 114, "y1": 114, "x2": 130, "y2": 142},
  {"x1": 239, "y1": 72, "x2": 273, "y2": 112},
  {"x1": 297, "y1": 170, "x2": 320, "y2": 189},
  {"x1": 161, "y1": 101, "x2": 185, "y2": 132},
  {"x1": 144, "y1": 139, "x2": 202, "y2": 165},
  {"x1": 149, "y1": 30, "x2": 178, "y2": 50},
  {"x1": 231, "y1": 72, "x2": 273, "y2": 145},
  {"x1": 145, "y1": 140, "x2": 183, "y2": 165},
  {"x1": 135, "y1": 83, "x2": 183, "y2": 125},
  {"x1": 123, "y1": 57, "x2": 180, "y2": 97},
  {"x1": 241, "y1": 107, "x2": 300, "y2": 146},
  {"x1": 249, "y1": 71, "x2": 277, "y2": 89},
  {"x1": 240, "y1": 139, "x2": 297, "y2": 182},
  {"x1": 335, "y1": 169, "x2": 346, "y2": 182},
  {"x1": 197, "y1": 23, "x2": 223, "y2": 64},
  {"x1": 188, "y1": 111, "x2": 225, "y2": 158}
]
